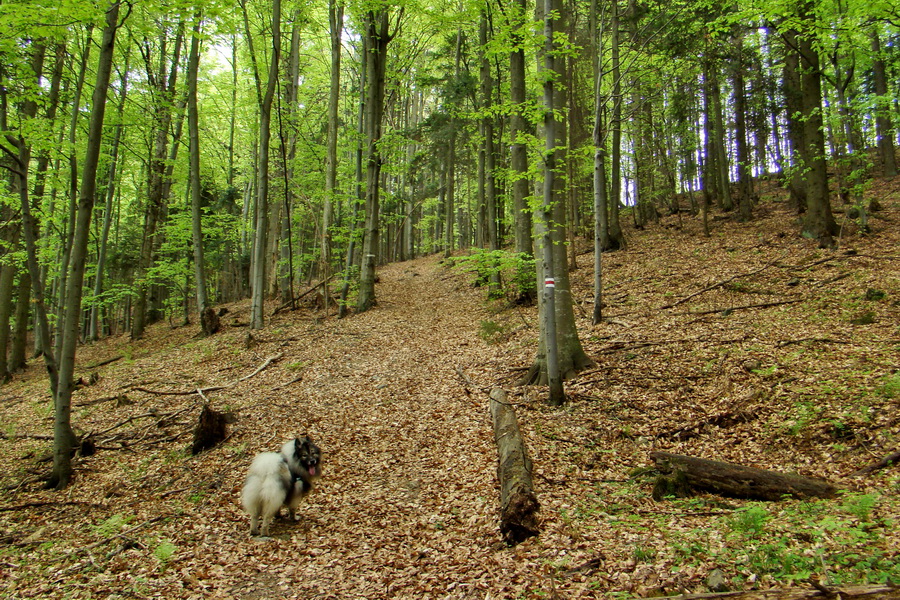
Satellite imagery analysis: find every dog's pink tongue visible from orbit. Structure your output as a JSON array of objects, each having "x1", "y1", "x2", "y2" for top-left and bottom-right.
[{"x1": 309, "y1": 466, "x2": 316, "y2": 477}]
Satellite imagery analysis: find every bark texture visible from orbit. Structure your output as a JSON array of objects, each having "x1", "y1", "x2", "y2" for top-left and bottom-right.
[
  {"x1": 490, "y1": 388, "x2": 539, "y2": 545},
  {"x1": 651, "y1": 451, "x2": 837, "y2": 501}
]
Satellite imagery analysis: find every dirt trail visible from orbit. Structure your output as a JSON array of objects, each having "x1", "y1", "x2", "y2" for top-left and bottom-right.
[{"x1": 222, "y1": 257, "x2": 522, "y2": 598}]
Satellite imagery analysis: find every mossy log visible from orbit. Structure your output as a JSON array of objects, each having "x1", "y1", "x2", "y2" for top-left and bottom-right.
[
  {"x1": 650, "y1": 451, "x2": 837, "y2": 501},
  {"x1": 489, "y1": 387, "x2": 539, "y2": 544}
]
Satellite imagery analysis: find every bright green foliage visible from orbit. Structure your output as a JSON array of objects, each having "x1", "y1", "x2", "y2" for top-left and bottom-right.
[{"x1": 453, "y1": 249, "x2": 536, "y2": 303}]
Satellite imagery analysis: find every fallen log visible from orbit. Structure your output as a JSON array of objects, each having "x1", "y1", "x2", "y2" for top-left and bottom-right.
[
  {"x1": 489, "y1": 387, "x2": 539, "y2": 545},
  {"x1": 655, "y1": 584, "x2": 900, "y2": 600},
  {"x1": 852, "y1": 449, "x2": 900, "y2": 476},
  {"x1": 650, "y1": 451, "x2": 837, "y2": 501}
]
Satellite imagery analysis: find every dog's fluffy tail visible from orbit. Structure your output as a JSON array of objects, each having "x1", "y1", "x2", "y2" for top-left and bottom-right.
[{"x1": 241, "y1": 452, "x2": 291, "y2": 536}]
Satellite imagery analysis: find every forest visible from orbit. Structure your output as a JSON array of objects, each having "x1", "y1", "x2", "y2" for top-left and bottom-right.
[{"x1": 1, "y1": 0, "x2": 899, "y2": 597}]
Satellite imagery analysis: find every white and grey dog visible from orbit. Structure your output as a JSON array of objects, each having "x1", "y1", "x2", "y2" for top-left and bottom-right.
[{"x1": 241, "y1": 436, "x2": 321, "y2": 537}]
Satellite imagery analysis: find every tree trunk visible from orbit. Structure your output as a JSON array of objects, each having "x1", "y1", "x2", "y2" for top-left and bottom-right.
[
  {"x1": 731, "y1": 30, "x2": 753, "y2": 222},
  {"x1": 89, "y1": 46, "x2": 129, "y2": 341},
  {"x1": 651, "y1": 451, "x2": 837, "y2": 501},
  {"x1": 509, "y1": 0, "x2": 532, "y2": 256},
  {"x1": 590, "y1": 0, "x2": 607, "y2": 324},
  {"x1": 132, "y1": 25, "x2": 184, "y2": 339},
  {"x1": 249, "y1": 0, "x2": 281, "y2": 329},
  {"x1": 357, "y1": 8, "x2": 398, "y2": 313},
  {"x1": 322, "y1": 0, "x2": 344, "y2": 279},
  {"x1": 187, "y1": 15, "x2": 213, "y2": 334},
  {"x1": 537, "y1": 0, "x2": 564, "y2": 405},
  {"x1": 50, "y1": 0, "x2": 122, "y2": 489},
  {"x1": 710, "y1": 63, "x2": 732, "y2": 212},
  {"x1": 276, "y1": 11, "x2": 302, "y2": 305},
  {"x1": 521, "y1": 0, "x2": 593, "y2": 402},
  {"x1": 56, "y1": 29, "x2": 93, "y2": 357},
  {"x1": 782, "y1": 29, "x2": 806, "y2": 214},
  {"x1": 12, "y1": 45, "x2": 59, "y2": 396},
  {"x1": 338, "y1": 35, "x2": 367, "y2": 319},
  {"x1": 9, "y1": 269, "x2": 31, "y2": 372},
  {"x1": 796, "y1": 5, "x2": 837, "y2": 248},
  {"x1": 608, "y1": 0, "x2": 624, "y2": 249},
  {"x1": 870, "y1": 31, "x2": 897, "y2": 178},
  {"x1": 489, "y1": 388, "x2": 539, "y2": 545},
  {"x1": 0, "y1": 225, "x2": 19, "y2": 381}
]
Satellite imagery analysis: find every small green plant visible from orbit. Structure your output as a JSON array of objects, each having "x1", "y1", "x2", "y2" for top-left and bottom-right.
[
  {"x1": 479, "y1": 320, "x2": 506, "y2": 344},
  {"x1": 92, "y1": 514, "x2": 132, "y2": 537},
  {"x1": 841, "y1": 493, "x2": 878, "y2": 522},
  {"x1": 730, "y1": 505, "x2": 768, "y2": 536},
  {"x1": 877, "y1": 373, "x2": 900, "y2": 399},
  {"x1": 633, "y1": 545, "x2": 657, "y2": 562},
  {"x1": 153, "y1": 540, "x2": 176, "y2": 569},
  {"x1": 752, "y1": 364, "x2": 778, "y2": 377}
]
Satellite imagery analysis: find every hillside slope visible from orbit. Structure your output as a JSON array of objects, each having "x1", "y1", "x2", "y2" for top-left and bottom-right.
[{"x1": 1, "y1": 189, "x2": 898, "y2": 598}]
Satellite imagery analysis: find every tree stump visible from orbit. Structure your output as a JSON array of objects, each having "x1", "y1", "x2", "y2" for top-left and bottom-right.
[
  {"x1": 191, "y1": 405, "x2": 228, "y2": 455},
  {"x1": 650, "y1": 451, "x2": 837, "y2": 501},
  {"x1": 200, "y1": 306, "x2": 221, "y2": 336},
  {"x1": 489, "y1": 387, "x2": 539, "y2": 544}
]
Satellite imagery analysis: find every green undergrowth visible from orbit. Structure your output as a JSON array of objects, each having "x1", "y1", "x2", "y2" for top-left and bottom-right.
[{"x1": 557, "y1": 481, "x2": 900, "y2": 589}]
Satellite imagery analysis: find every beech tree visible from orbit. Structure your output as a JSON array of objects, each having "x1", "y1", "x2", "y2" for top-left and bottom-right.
[
  {"x1": 51, "y1": 0, "x2": 125, "y2": 489},
  {"x1": 356, "y1": 3, "x2": 402, "y2": 313}
]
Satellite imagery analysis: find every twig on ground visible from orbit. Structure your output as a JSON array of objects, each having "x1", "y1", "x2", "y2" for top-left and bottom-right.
[
  {"x1": 852, "y1": 450, "x2": 900, "y2": 476},
  {"x1": 82, "y1": 355, "x2": 123, "y2": 369},
  {"x1": 670, "y1": 299, "x2": 801, "y2": 317},
  {"x1": 662, "y1": 259, "x2": 779, "y2": 309},
  {"x1": 129, "y1": 353, "x2": 283, "y2": 397},
  {"x1": 0, "y1": 501, "x2": 105, "y2": 512}
]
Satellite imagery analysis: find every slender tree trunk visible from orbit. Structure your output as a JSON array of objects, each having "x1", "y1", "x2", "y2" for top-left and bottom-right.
[
  {"x1": 509, "y1": 0, "x2": 532, "y2": 256},
  {"x1": 338, "y1": 36, "x2": 367, "y2": 318},
  {"x1": 0, "y1": 225, "x2": 20, "y2": 381},
  {"x1": 782, "y1": 29, "x2": 806, "y2": 214},
  {"x1": 56, "y1": 27, "x2": 93, "y2": 357},
  {"x1": 9, "y1": 271, "x2": 30, "y2": 372},
  {"x1": 710, "y1": 63, "x2": 732, "y2": 212},
  {"x1": 442, "y1": 28, "x2": 462, "y2": 260},
  {"x1": 249, "y1": 0, "x2": 282, "y2": 329},
  {"x1": 480, "y1": 11, "x2": 498, "y2": 255},
  {"x1": 10, "y1": 46, "x2": 58, "y2": 395},
  {"x1": 51, "y1": 0, "x2": 122, "y2": 489},
  {"x1": 608, "y1": 0, "x2": 624, "y2": 248},
  {"x1": 590, "y1": 0, "x2": 607, "y2": 324},
  {"x1": 870, "y1": 31, "x2": 897, "y2": 178},
  {"x1": 539, "y1": 0, "x2": 564, "y2": 405},
  {"x1": 322, "y1": 0, "x2": 344, "y2": 281},
  {"x1": 187, "y1": 15, "x2": 212, "y2": 332},
  {"x1": 277, "y1": 11, "x2": 301, "y2": 304},
  {"x1": 731, "y1": 30, "x2": 753, "y2": 221},
  {"x1": 89, "y1": 46, "x2": 129, "y2": 341},
  {"x1": 132, "y1": 25, "x2": 184, "y2": 338},
  {"x1": 479, "y1": 10, "x2": 501, "y2": 294}
]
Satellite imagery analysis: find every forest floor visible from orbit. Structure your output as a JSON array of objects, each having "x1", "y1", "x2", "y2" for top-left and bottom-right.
[{"x1": 1, "y1": 179, "x2": 899, "y2": 599}]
